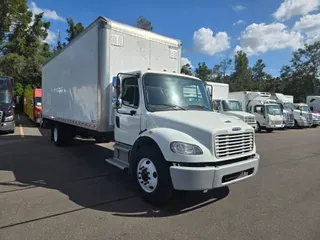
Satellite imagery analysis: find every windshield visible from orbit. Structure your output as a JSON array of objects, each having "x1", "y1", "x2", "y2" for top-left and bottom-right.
[
  {"x1": 266, "y1": 104, "x2": 282, "y2": 115},
  {"x1": 35, "y1": 97, "x2": 42, "y2": 106},
  {"x1": 300, "y1": 105, "x2": 310, "y2": 112},
  {"x1": 222, "y1": 100, "x2": 242, "y2": 111},
  {"x1": 143, "y1": 73, "x2": 212, "y2": 111},
  {"x1": 0, "y1": 91, "x2": 11, "y2": 103},
  {"x1": 284, "y1": 102, "x2": 294, "y2": 110}
]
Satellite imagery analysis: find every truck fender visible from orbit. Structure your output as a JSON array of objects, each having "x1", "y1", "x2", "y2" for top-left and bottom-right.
[{"x1": 129, "y1": 128, "x2": 211, "y2": 175}]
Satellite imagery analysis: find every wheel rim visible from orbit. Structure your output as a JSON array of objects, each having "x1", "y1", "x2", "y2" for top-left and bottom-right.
[
  {"x1": 53, "y1": 127, "x2": 58, "y2": 142},
  {"x1": 137, "y1": 158, "x2": 158, "y2": 193}
]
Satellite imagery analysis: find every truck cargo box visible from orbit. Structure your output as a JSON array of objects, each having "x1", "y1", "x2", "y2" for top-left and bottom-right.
[
  {"x1": 42, "y1": 16, "x2": 182, "y2": 133},
  {"x1": 206, "y1": 82, "x2": 229, "y2": 100}
]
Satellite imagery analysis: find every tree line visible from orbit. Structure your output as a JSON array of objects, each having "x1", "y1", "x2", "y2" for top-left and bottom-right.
[
  {"x1": 181, "y1": 42, "x2": 320, "y2": 103},
  {"x1": 0, "y1": 0, "x2": 319, "y2": 106}
]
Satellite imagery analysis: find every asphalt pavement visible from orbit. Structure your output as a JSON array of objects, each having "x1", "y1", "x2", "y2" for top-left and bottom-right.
[{"x1": 0, "y1": 113, "x2": 320, "y2": 240}]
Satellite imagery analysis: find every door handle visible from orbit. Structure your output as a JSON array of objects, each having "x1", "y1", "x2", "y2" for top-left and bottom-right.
[{"x1": 130, "y1": 110, "x2": 136, "y2": 116}]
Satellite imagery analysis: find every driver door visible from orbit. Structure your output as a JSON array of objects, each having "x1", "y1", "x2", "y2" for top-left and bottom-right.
[
  {"x1": 114, "y1": 76, "x2": 141, "y2": 145},
  {"x1": 254, "y1": 105, "x2": 266, "y2": 126}
]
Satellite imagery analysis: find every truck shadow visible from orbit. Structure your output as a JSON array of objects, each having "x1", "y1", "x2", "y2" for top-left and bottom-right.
[{"x1": 0, "y1": 115, "x2": 229, "y2": 220}]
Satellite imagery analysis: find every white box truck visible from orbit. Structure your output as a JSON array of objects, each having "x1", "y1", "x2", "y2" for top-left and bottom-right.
[
  {"x1": 284, "y1": 95, "x2": 314, "y2": 127},
  {"x1": 229, "y1": 91, "x2": 284, "y2": 132},
  {"x1": 42, "y1": 16, "x2": 260, "y2": 204},
  {"x1": 270, "y1": 93, "x2": 295, "y2": 128},
  {"x1": 205, "y1": 82, "x2": 257, "y2": 130}
]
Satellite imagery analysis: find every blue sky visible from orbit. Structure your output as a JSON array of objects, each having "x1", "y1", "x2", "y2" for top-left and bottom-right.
[{"x1": 28, "y1": 0, "x2": 320, "y2": 77}]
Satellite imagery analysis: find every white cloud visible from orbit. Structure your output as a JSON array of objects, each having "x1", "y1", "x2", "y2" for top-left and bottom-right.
[
  {"x1": 43, "y1": 30, "x2": 57, "y2": 45},
  {"x1": 293, "y1": 13, "x2": 320, "y2": 43},
  {"x1": 181, "y1": 57, "x2": 194, "y2": 69},
  {"x1": 30, "y1": 2, "x2": 65, "y2": 22},
  {"x1": 237, "y1": 22, "x2": 304, "y2": 56},
  {"x1": 273, "y1": 0, "x2": 320, "y2": 21},
  {"x1": 193, "y1": 27, "x2": 230, "y2": 56},
  {"x1": 233, "y1": 20, "x2": 245, "y2": 26},
  {"x1": 232, "y1": 5, "x2": 246, "y2": 12}
]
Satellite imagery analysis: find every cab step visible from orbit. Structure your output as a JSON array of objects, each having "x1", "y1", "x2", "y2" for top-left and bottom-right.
[{"x1": 105, "y1": 158, "x2": 129, "y2": 170}]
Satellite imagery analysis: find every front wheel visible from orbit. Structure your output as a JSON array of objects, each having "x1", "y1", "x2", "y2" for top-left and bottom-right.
[
  {"x1": 133, "y1": 145, "x2": 173, "y2": 204},
  {"x1": 266, "y1": 128, "x2": 274, "y2": 133}
]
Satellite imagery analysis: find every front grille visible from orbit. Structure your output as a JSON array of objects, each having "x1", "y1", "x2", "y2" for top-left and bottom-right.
[
  {"x1": 0, "y1": 111, "x2": 3, "y2": 121},
  {"x1": 288, "y1": 113, "x2": 294, "y2": 122},
  {"x1": 273, "y1": 120, "x2": 283, "y2": 125},
  {"x1": 215, "y1": 132, "x2": 254, "y2": 158},
  {"x1": 308, "y1": 113, "x2": 312, "y2": 122},
  {"x1": 244, "y1": 116, "x2": 255, "y2": 123}
]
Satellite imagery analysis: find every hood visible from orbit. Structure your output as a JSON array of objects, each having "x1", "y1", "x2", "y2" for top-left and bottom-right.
[
  {"x1": 147, "y1": 111, "x2": 253, "y2": 150},
  {"x1": 0, "y1": 102, "x2": 11, "y2": 112},
  {"x1": 224, "y1": 110, "x2": 253, "y2": 118}
]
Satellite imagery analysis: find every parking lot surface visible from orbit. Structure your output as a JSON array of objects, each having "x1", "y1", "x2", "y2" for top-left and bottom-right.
[{"x1": 1, "y1": 114, "x2": 320, "y2": 240}]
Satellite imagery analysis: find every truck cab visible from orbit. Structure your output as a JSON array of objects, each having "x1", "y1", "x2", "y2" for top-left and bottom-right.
[
  {"x1": 0, "y1": 76, "x2": 15, "y2": 133},
  {"x1": 205, "y1": 82, "x2": 257, "y2": 130},
  {"x1": 212, "y1": 99, "x2": 257, "y2": 130},
  {"x1": 110, "y1": 70, "x2": 260, "y2": 203},
  {"x1": 229, "y1": 91, "x2": 284, "y2": 133},
  {"x1": 270, "y1": 93, "x2": 295, "y2": 128},
  {"x1": 293, "y1": 103, "x2": 314, "y2": 127},
  {"x1": 24, "y1": 88, "x2": 42, "y2": 126}
]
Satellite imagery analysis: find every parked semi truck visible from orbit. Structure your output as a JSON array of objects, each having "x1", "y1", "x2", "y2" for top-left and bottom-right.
[
  {"x1": 284, "y1": 95, "x2": 313, "y2": 128},
  {"x1": 229, "y1": 91, "x2": 284, "y2": 132},
  {"x1": 24, "y1": 88, "x2": 42, "y2": 126},
  {"x1": 0, "y1": 76, "x2": 15, "y2": 133},
  {"x1": 270, "y1": 93, "x2": 295, "y2": 128},
  {"x1": 206, "y1": 82, "x2": 257, "y2": 130},
  {"x1": 41, "y1": 16, "x2": 260, "y2": 203},
  {"x1": 293, "y1": 103, "x2": 317, "y2": 127}
]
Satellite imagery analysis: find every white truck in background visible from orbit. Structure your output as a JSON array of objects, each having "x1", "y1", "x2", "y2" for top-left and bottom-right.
[
  {"x1": 41, "y1": 16, "x2": 260, "y2": 204},
  {"x1": 205, "y1": 82, "x2": 257, "y2": 130},
  {"x1": 307, "y1": 96, "x2": 320, "y2": 113},
  {"x1": 229, "y1": 91, "x2": 284, "y2": 133},
  {"x1": 270, "y1": 93, "x2": 295, "y2": 128},
  {"x1": 284, "y1": 95, "x2": 314, "y2": 127}
]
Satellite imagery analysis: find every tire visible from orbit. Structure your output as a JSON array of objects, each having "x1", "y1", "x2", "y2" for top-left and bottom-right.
[
  {"x1": 132, "y1": 145, "x2": 173, "y2": 204},
  {"x1": 51, "y1": 124, "x2": 73, "y2": 146},
  {"x1": 256, "y1": 122, "x2": 261, "y2": 133},
  {"x1": 266, "y1": 128, "x2": 274, "y2": 133}
]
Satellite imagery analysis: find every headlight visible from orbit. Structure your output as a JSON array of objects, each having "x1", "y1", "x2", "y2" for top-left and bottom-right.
[
  {"x1": 5, "y1": 115, "x2": 14, "y2": 122},
  {"x1": 170, "y1": 141, "x2": 203, "y2": 155}
]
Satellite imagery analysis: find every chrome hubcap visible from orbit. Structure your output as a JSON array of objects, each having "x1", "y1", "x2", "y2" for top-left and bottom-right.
[
  {"x1": 53, "y1": 127, "x2": 58, "y2": 142},
  {"x1": 137, "y1": 158, "x2": 158, "y2": 193}
]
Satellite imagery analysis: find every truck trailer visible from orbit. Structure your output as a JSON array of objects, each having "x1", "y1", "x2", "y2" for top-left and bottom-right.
[
  {"x1": 41, "y1": 16, "x2": 260, "y2": 203},
  {"x1": 229, "y1": 91, "x2": 284, "y2": 132},
  {"x1": 206, "y1": 82, "x2": 257, "y2": 130},
  {"x1": 24, "y1": 88, "x2": 42, "y2": 126},
  {"x1": 0, "y1": 76, "x2": 15, "y2": 133}
]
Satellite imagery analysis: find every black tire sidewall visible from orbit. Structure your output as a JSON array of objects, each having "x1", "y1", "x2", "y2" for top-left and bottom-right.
[{"x1": 133, "y1": 145, "x2": 173, "y2": 203}]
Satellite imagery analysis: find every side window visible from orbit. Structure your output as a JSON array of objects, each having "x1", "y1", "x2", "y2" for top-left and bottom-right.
[
  {"x1": 212, "y1": 100, "x2": 221, "y2": 111},
  {"x1": 254, "y1": 105, "x2": 262, "y2": 113},
  {"x1": 122, "y1": 77, "x2": 139, "y2": 108}
]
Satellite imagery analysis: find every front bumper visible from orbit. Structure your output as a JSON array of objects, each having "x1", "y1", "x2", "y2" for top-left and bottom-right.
[
  {"x1": 312, "y1": 119, "x2": 319, "y2": 126},
  {"x1": 169, "y1": 154, "x2": 260, "y2": 191},
  {"x1": 284, "y1": 120, "x2": 295, "y2": 128},
  {"x1": 247, "y1": 122, "x2": 257, "y2": 129},
  {"x1": 0, "y1": 120, "x2": 15, "y2": 132},
  {"x1": 266, "y1": 124, "x2": 284, "y2": 129}
]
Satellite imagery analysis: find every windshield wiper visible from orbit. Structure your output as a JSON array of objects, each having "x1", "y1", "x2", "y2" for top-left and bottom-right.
[
  {"x1": 151, "y1": 104, "x2": 186, "y2": 110},
  {"x1": 187, "y1": 104, "x2": 210, "y2": 110}
]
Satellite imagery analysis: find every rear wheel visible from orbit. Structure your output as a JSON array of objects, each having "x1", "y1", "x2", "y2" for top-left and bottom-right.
[
  {"x1": 51, "y1": 124, "x2": 73, "y2": 146},
  {"x1": 133, "y1": 145, "x2": 173, "y2": 204}
]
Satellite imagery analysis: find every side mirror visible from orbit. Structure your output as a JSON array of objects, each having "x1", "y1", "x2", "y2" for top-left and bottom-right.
[
  {"x1": 206, "y1": 85, "x2": 213, "y2": 99},
  {"x1": 112, "y1": 76, "x2": 122, "y2": 109}
]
